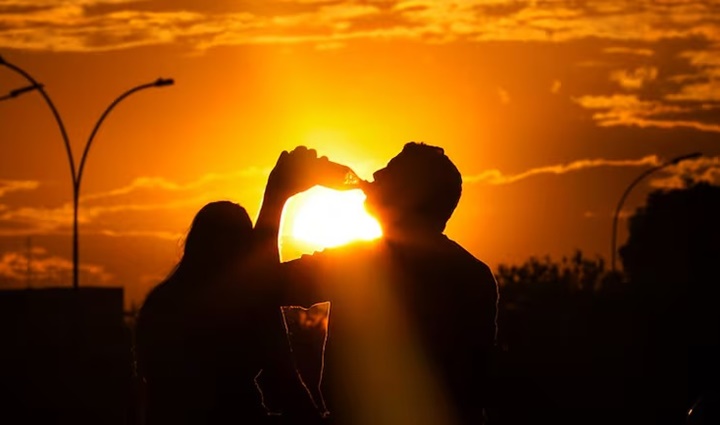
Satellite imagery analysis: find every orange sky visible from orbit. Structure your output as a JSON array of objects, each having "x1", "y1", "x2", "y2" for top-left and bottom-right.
[{"x1": 1, "y1": 0, "x2": 720, "y2": 306}]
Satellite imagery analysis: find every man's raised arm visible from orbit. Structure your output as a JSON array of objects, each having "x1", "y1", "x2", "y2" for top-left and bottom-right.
[
  {"x1": 252, "y1": 146, "x2": 332, "y2": 307},
  {"x1": 253, "y1": 146, "x2": 325, "y2": 267}
]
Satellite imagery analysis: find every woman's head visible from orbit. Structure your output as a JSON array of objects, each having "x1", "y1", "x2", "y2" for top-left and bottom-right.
[{"x1": 179, "y1": 201, "x2": 254, "y2": 277}]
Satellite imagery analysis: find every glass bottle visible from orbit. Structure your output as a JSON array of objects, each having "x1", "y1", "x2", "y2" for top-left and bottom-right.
[{"x1": 316, "y1": 157, "x2": 366, "y2": 191}]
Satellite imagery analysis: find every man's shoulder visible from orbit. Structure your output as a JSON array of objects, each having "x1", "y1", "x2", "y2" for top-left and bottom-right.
[
  {"x1": 441, "y1": 236, "x2": 490, "y2": 265},
  {"x1": 439, "y1": 237, "x2": 496, "y2": 284}
]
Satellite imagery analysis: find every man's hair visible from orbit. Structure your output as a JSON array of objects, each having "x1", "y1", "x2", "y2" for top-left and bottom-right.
[{"x1": 399, "y1": 142, "x2": 462, "y2": 232}]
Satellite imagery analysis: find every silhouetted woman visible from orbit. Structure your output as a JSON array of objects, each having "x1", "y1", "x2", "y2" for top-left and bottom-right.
[{"x1": 136, "y1": 201, "x2": 270, "y2": 425}]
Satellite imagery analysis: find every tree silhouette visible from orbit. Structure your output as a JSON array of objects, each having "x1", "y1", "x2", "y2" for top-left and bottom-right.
[
  {"x1": 492, "y1": 252, "x2": 637, "y2": 425},
  {"x1": 496, "y1": 250, "x2": 607, "y2": 300},
  {"x1": 620, "y1": 181, "x2": 720, "y2": 299},
  {"x1": 619, "y1": 181, "x2": 720, "y2": 424}
]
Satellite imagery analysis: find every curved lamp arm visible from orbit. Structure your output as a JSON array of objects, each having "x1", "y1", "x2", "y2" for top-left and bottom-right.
[
  {"x1": 0, "y1": 55, "x2": 77, "y2": 184},
  {"x1": 76, "y1": 78, "x2": 174, "y2": 192},
  {"x1": 71, "y1": 77, "x2": 173, "y2": 290}
]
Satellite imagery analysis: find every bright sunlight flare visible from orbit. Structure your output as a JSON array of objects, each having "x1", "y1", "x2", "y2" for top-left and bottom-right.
[{"x1": 286, "y1": 187, "x2": 382, "y2": 249}]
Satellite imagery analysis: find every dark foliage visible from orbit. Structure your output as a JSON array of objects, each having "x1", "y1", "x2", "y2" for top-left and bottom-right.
[{"x1": 491, "y1": 183, "x2": 720, "y2": 425}]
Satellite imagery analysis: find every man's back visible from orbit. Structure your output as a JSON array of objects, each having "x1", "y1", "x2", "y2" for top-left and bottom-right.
[{"x1": 281, "y1": 234, "x2": 498, "y2": 425}]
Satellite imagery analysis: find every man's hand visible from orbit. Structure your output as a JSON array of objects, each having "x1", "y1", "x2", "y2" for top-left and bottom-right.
[
  {"x1": 265, "y1": 146, "x2": 322, "y2": 202},
  {"x1": 256, "y1": 146, "x2": 322, "y2": 264}
]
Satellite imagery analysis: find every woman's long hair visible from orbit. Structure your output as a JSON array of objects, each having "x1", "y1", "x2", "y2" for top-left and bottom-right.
[{"x1": 169, "y1": 201, "x2": 254, "y2": 285}]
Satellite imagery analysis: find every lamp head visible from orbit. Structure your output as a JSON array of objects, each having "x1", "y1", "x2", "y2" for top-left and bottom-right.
[
  {"x1": 670, "y1": 152, "x2": 702, "y2": 165},
  {"x1": 154, "y1": 78, "x2": 174, "y2": 87}
]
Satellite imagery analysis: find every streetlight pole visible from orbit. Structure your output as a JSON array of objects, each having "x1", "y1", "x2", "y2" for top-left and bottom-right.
[
  {"x1": 611, "y1": 152, "x2": 702, "y2": 273},
  {"x1": 72, "y1": 78, "x2": 174, "y2": 290},
  {"x1": 0, "y1": 54, "x2": 174, "y2": 290}
]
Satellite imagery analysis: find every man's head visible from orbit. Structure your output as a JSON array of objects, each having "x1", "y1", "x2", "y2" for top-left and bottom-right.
[{"x1": 364, "y1": 142, "x2": 462, "y2": 234}]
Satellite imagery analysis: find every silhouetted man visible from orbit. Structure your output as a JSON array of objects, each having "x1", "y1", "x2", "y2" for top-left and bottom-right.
[{"x1": 256, "y1": 143, "x2": 499, "y2": 425}]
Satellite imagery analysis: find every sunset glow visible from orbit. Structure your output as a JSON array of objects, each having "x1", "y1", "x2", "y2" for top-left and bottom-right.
[
  {"x1": 286, "y1": 187, "x2": 382, "y2": 250},
  {"x1": 2, "y1": 2, "x2": 717, "y2": 420},
  {"x1": 1, "y1": 0, "x2": 719, "y2": 306}
]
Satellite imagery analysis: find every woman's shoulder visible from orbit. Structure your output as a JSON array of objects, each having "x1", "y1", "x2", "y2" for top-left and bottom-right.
[{"x1": 137, "y1": 279, "x2": 186, "y2": 322}]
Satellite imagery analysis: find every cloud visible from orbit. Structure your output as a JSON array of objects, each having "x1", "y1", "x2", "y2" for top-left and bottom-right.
[
  {"x1": 603, "y1": 46, "x2": 654, "y2": 56},
  {"x1": 1, "y1": 0, "x2": 718, "y2": 141},
  {"x1": 81, "y1": 166, "x2": 268, "y2": 201},
  {"x1": 0, "y1": 179, "x2": 40, "y2": 198},
  {"x1": 610, "y1": 66, "x2": 658, "y2": 90},
  {"x1": 649, "y1": 155, "x2": 720, "y2": 189},
  {"x1": 580, "y1": 34, "x2": 720, "y2": 127},
  {"x1": 551, "y1": 79, "x2": 562, "y2": 94},
  {"x1": 497, "y1": 87, "x2": 510, "y2": 104},
  {"x1": 0, "y1": 1, "x2": 388, "y2": 52},
  {"x1": 465, "y1": 155, "x2": 661, "y2": 185},
  {"x1": 0, "y1": 203, "x2": 75, "y2": 235},
  {"x1": 0, "y1": 246, "x2": 111, "y2": 287},
  {"x1": 573, "y1": 94, "x2": 720, "y2": 133},
  {"x1": 2, "y1": 1, "x2": 716, "y2": 136},
  {"x1": 0, "y1": 196, "x2": 209, "y2": 236},
  {"x1": 1, "y1": 0, "x2": 719, "y2": 52},
  {"x1": 0, "y1": 167, "x2": 266, "y2": 237},
  {"x1": 665, "y1": 48, "x2": 720, "y2": 102},
  {"x1": 97, "y1": 229, "x2": 182, "y2": 240}
]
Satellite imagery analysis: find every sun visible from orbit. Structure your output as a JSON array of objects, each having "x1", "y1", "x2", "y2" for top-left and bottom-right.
[{"x1": 284, "y1": 186, "x2": 382, "y2": 252}]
